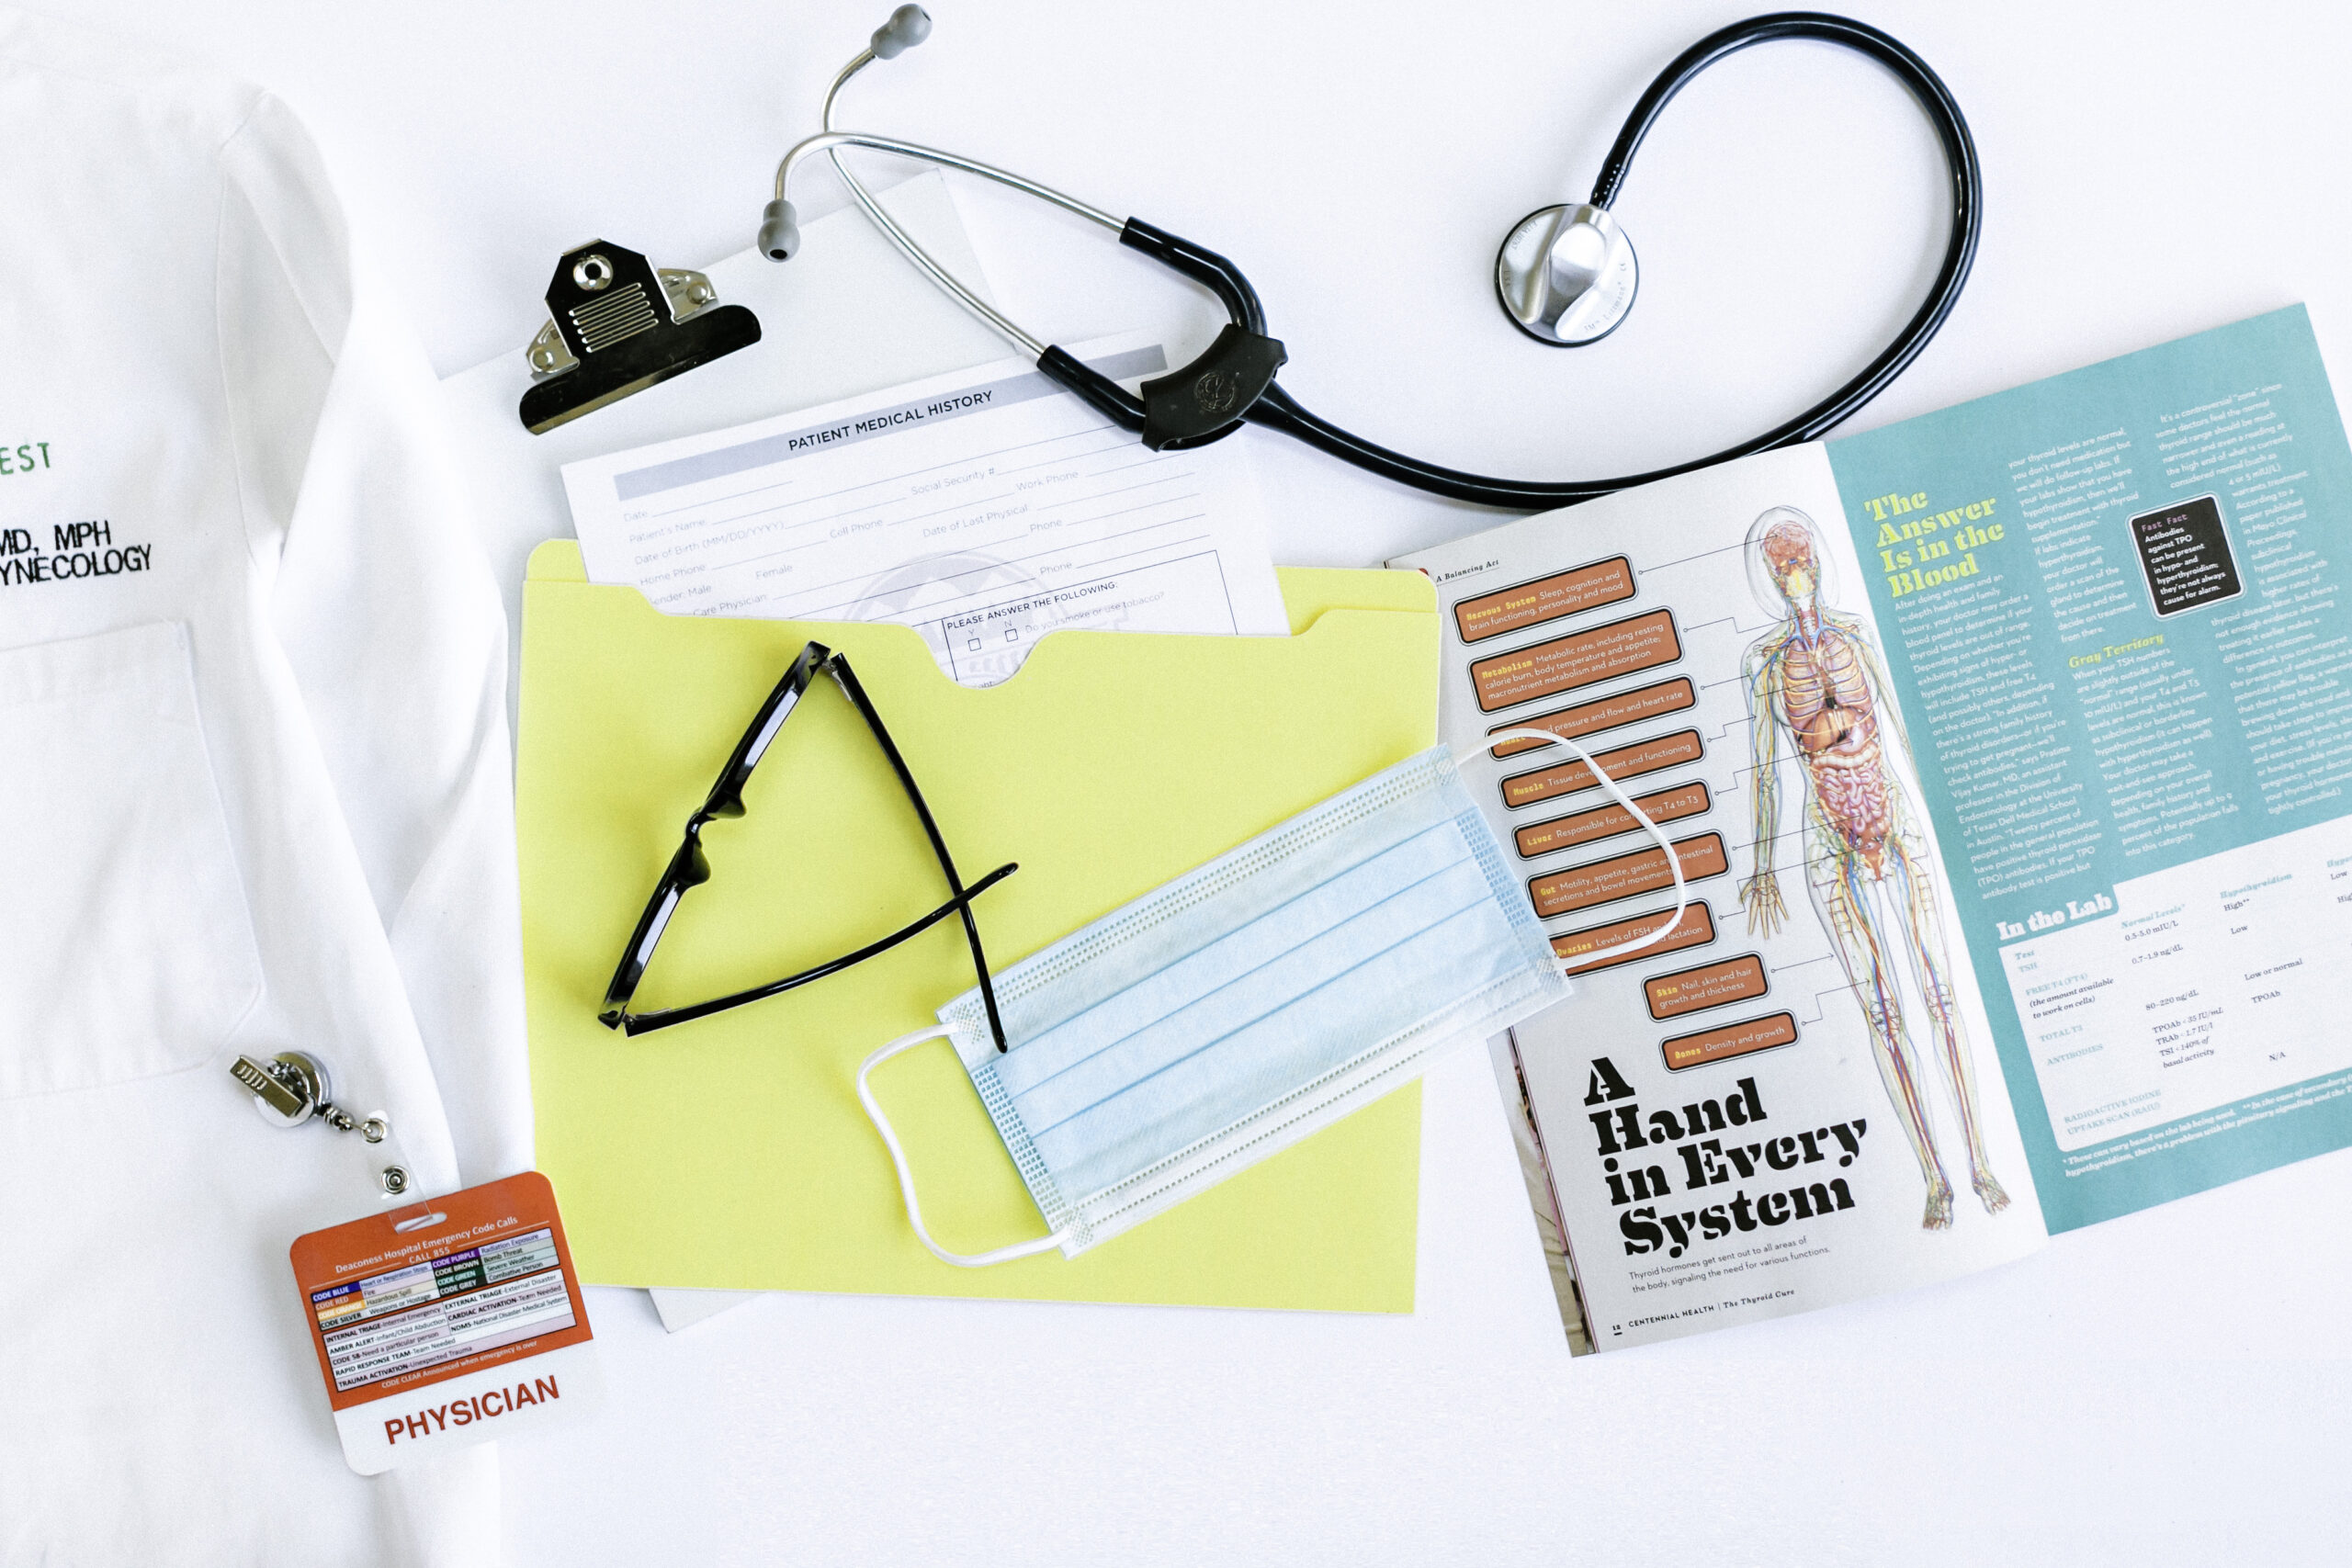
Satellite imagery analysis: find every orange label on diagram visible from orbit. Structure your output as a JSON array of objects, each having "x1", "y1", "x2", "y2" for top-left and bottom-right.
[
  {"x1": 1514, "y1": 782, "x2": 1712, "y2": 859},
  {"x1": 1501, "y1": 729, "x2": 1703, "y2": 809},
  {"x1": 1529, "y1": 832, "x2": 1727, "y2": 918},
  {"x1": 1661, "y1": 1011, "x2": 1798, "y2": 1072},
  {"x1": 1644, "y1": 954, "x2": 1770, "y2": 1021},
  {"x1": 1488, "y1": 677, "x2": 1698, "y2": 757},
  {"x1": 1453, "y1": 558, "x2": 1635, "y2": 644},
  {"x1": 1552, "y1": 901, "x2": 1716, "y2": 976},
  {"x1": 1469, "y1": 609, "x2": 1680, "y2": 712}
]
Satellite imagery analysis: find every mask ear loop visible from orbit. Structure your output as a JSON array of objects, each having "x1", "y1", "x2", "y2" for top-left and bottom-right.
[
  {"x1": 855, "y1": 1026, "x2": 1074, "y2": 1268},
  {"x1": 1464, "y1": 728, "x2": 1689, "y2": 976}
]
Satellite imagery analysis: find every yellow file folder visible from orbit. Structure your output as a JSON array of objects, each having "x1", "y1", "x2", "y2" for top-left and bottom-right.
[{"x1": 516, "y1": 541, "x2": 1438, "y2": 1310}]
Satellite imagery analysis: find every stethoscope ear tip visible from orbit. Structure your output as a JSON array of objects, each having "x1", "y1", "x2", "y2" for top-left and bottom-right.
[
  {"x1": 872, "y1": 5, "x2": 932, "y2": 60},
  {"x1": 759, "y1": 198, "x2": 801, "y2": 262}
]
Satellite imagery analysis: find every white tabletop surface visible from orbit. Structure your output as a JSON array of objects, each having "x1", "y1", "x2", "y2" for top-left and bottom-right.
[{"x1": 59, "y1": 0, "x2": 2352, "y2": 1560}]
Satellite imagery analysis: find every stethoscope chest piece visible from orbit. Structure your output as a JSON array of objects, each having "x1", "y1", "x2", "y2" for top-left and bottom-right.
[{"x1": 1495, "y1": 202, "x2": 1638, "y2": 346}]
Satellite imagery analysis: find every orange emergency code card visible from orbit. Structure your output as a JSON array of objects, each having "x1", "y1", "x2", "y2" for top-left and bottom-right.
[{"x1": 288, "y1": 1171, "x2": 602, "y2": 1473}]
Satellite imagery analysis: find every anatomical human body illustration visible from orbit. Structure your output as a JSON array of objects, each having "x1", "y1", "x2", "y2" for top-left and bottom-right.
[{"x1": 1736, "y1": 507, "x2": 2011, "y2": 1229}]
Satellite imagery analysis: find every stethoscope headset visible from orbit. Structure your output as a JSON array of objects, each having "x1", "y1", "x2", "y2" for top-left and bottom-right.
[{"x1": 755, "y1": 8, "x2": 1981, "y2": 513}]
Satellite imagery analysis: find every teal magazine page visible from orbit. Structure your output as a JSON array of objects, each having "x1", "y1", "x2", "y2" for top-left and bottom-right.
[{"x1": 1825, "y1": 306, "x2": 2352, "y2": 1230}]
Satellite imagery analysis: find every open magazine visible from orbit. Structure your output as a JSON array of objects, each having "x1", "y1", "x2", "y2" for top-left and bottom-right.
[{"x1": 1395, "y1": 306, "x2": 2352, "y2": 1349}]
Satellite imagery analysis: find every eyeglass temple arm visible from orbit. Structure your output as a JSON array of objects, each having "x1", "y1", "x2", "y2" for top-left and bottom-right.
[
  {"x1": 608, "y1": 860, "x2": 1018, "y2": 1036},
  {"x1": 821, "y1": 652, "x2": 1012, "y2": 1051}
]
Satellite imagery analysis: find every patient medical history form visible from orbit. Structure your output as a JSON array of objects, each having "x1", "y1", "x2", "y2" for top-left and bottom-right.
[{"x1": 561, "y1": 335, "x2": 1288, "y2": 684}]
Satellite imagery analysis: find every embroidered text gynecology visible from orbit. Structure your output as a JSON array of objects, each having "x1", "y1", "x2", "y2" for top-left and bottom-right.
[{"x1": 0, "y1": 520, "x2": 153, "y2": 586}]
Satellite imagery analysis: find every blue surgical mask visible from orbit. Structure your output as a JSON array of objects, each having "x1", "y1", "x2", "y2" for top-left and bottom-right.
[{"x1": 857, "y1": 733, "x2": 1686, "y2": 1264}]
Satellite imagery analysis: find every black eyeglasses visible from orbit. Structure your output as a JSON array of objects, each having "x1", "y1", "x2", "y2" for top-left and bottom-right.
[{"x1": 598, "y1": 640, "x2": 1014, "y2": 1050}]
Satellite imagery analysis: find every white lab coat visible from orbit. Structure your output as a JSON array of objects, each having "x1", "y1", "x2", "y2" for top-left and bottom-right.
[{"x1": 0, "y1": 9, "x2": 528, "y2": 1562}]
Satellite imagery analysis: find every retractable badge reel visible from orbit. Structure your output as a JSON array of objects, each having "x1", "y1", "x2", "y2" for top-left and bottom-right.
[{"x1": 229, "y1": 1053, "x2": 604, "y2": 1475}]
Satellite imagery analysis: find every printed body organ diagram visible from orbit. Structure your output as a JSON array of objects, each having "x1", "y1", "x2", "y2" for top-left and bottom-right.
[{"x1": 1737, "y1": 507, "x2": 2014, "y2": 1229}]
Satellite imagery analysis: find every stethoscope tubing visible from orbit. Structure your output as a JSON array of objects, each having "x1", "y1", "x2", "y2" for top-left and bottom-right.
[
  {"x1": 1237, "y1": 12, "x2": 1981, "y2": 509},
  {"x1": 786, "y1": 10, "x2": 1981, "y2": 513}
]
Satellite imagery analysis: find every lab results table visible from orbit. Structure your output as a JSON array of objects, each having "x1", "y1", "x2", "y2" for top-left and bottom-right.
[{"x1": 2004, "y1": 814, "x2": 2352, "y2": 1148}]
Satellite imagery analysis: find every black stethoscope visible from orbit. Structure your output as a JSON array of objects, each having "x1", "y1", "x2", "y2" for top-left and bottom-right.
[{"x1": 757, "y1": 8, "x2": 1980, "y2": 513}]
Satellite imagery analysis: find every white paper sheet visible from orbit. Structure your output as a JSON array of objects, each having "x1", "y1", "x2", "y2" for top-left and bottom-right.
[
  {"x1": 556, "y1": 332, "x2": 1290, "y2": 684},
  {"x1": 649, "y1": 1288, "x2": 763, "y2": 1332}
]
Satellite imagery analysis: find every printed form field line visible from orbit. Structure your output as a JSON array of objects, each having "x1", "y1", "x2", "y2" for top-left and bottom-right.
[
  {"x1": 794, "y1": 524, "x2": 1214, "y2": 620},
  {"x1": 645, "y1": 433, "x2": 1163, "y2": 548},
  {"x1": 715, "y1": 465, "x2": 1196, "y2": 576}
]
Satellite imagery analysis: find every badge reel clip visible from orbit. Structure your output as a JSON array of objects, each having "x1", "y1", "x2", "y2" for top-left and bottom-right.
[
  {"x1": 518, "y1": 239, "x2": 763, "y2": 434},
  {"x1": 228, "y1": 1050, "x2": 416, "y2": 1203}
]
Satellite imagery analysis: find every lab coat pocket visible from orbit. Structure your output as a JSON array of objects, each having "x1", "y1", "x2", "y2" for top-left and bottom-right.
[{"x1": 0, "y1": 621, "x2": 263, "y2": 1097}]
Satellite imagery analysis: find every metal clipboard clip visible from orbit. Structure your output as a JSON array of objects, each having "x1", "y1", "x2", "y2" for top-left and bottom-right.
[{"x1": 518, "y1": 240, "x2": 763, "y2": 434}]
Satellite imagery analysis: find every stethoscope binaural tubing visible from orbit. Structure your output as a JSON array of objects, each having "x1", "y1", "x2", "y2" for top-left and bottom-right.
[{"x1": 771, "y1": 11, "x2": 1982, "y2": 513}]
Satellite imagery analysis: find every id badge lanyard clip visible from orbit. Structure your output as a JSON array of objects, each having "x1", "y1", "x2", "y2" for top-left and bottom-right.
[{"x1": 229, "y1": 1049, "x2": 420, "y2": 1201}]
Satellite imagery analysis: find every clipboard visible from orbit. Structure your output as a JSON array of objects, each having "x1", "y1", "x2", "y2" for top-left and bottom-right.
[{"x1": 517, "y1": 541, "x2": 1440, "y2": 1310}]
